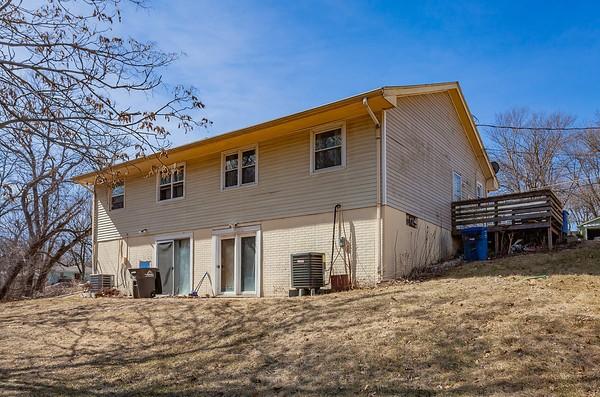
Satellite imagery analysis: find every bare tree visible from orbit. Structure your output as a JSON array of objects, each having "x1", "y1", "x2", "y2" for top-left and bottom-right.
[
  {"x1": 0, "y1": 0, "x2": 210, "y2": 299},
  {"x1": 486, "y1": 108, "x2": 600, "y2": 227},
  {"x1": 0, "y1": 0, "x2": 209, "y2": 171},
  {"x1": 486, "y1": 108, "x2": 575, "y2": 193},
  {"x1": 0, "y1": 127, "x2": 90, "y2": 299},
  {"x1": 57, "y1": 207, "x2": 92, "y2": 281},
  {"x1": 0, "y1": 155, "x2": 16, "y2": 219},
  {"x1": 565, "y1": 124, "x2": 600, "y2": 224}
]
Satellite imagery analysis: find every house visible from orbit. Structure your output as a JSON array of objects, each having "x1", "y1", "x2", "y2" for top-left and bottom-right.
[
  {"x1": 47, "y1": 264, "x2": 91, "y2": 285},
  {"x1": 579, "y1": 216, "x2": 600, "y2": 240},
  {"x1": 73, "y1": 82, "x2": 498, "y2": 297}
]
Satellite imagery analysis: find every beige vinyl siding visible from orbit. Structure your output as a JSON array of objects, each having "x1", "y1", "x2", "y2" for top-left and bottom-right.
[
  {"x1": 385, "y1": 92, "x2": 486, "y2": 230},
  {"x1": 95, "y1": 115, "x2": 377, "y2": 242}
]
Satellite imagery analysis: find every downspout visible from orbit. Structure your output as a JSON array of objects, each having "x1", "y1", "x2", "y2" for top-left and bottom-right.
[
  {"x1": 362, "y1": 98, "x2": 383, "y2": 281},
  {"x1": 91, "y1": 184, "x2": 98, "y2": 275}
]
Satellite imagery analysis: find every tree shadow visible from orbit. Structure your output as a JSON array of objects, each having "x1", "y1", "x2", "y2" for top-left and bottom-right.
[{"x1": 1, "y1": 260, "x2": 599, "y2": 396}]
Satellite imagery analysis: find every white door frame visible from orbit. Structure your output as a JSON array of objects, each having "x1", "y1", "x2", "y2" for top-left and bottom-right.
[
  {"x1": 153, "y1": 232, "x2": 194, "y2": 296},
  {"x1": 212, "y1": 225, "x2": 261, "y2": 297}
]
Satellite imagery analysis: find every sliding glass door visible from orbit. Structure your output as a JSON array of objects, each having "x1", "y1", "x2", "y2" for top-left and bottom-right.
[
  {"x1": 174, "y1": 239, "x2": 190, "y2": 295},
  {"x1": 218, "y1": 233, "x2": 258, "y2": 295},
  {"x1": 156, "y1": 238, "x2": 191, "y2": 296},
  {"x1": 157, "y1": 241, "x2": 174, "y2": 295},
  {"x1": 241, "y1": 236, "x2": 256, "y2": 293},
  {"x1": 220, "y1": 238, "x2": 235, "y2": 293}
]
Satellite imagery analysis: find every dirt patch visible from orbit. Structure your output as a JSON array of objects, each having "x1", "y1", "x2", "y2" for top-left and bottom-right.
[{"x1": 1, "y1": 244, "x2": 599, "y2": 396}]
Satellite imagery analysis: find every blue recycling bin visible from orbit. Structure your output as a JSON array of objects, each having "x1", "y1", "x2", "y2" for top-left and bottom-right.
[
  {"x1": 562, "y1": 210, "x2": 569, "y2": 234},
  {"x1": 139, "y1": 261, "x2": 151, "y2": 269},
  {"x1": 462, "y1": 227, "x2": 488, "y2": 261}
]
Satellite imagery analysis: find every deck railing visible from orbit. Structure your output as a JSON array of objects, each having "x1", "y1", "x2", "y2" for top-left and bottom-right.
[{"x1": 452, "y1": 189, "x2": 563, "y2": 236}]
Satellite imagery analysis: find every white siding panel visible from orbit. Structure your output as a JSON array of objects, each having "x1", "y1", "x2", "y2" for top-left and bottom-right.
[
  {"x1": 96, "y1": 115, "x2": 377, "y2": 241},
  {"x1": 385, "y1": 93, "x2": 487, "y2": 229}
]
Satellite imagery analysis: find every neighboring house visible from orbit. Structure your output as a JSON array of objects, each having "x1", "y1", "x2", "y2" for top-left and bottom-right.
[
  {"x1": 579, "y1": 216, "x2": 600, "y2": 240},
  {"x1": 74, "y1": 82, "x2": 498, "y2": 297},
  {"x1": 47, "y1": 265, "x2": 91, "y2": 284}
]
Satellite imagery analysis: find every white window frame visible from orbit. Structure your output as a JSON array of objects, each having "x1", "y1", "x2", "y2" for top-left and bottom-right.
[
  {"x1": 212, "y1": 224, "x2": 262, "y2": 297},
  {"x1": 310, "y1": 122, "x2": 347, "y2": 174},
  {"x1": 452, "y1": 171, "x2": 463, "y2": 201},
  {"x1": 476, "y1": 181, "x2": 484, "y2": 199},
  {"x1": 221, "y1": 146, "x2": 258, "y2": 190},
  {"x1": 110, "y1": 182, "x2": 125, "y2": 211},
  {"x1": 156, "y1": 162, "x2": 186, "y2": 203}
]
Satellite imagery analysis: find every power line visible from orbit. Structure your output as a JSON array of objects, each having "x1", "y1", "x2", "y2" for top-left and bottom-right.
[
  {"x1": 518, "y1": 179, "x2": 600, "y2": 191},
  {"x1": 484, "y1": 147, "x2": 600, "y2": 157},
  {"x1": 477, "y1": 123, "x2": 599, "y2": 132}
]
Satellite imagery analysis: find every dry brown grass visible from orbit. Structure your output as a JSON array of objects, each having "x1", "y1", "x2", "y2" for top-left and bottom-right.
[{"x1": 1, "y1": 243, "x2": 600, "y2": 397}]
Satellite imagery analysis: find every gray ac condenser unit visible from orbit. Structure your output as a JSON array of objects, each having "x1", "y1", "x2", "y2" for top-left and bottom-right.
[
  {"x1": 89, "y1": 274, "x2": 114, "y2": 292},
  {"x1": 290, "y1": 252, "x2": 325, "y2": 290}
]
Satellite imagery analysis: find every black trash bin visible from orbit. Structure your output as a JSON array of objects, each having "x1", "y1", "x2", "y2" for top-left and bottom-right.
[{"x1": 128, "y1": 268, "x2": 161, "y2": 298}]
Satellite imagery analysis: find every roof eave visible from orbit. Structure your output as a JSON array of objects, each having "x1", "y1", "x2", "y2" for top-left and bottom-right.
[{"x1": 73, "y1": 87, "x2": 393, "y2": 185}]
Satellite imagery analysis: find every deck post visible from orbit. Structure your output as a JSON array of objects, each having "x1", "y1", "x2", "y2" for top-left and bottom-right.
[
  {"x1": 494, "y1": 232, "x2": 499, "y2": 256},
  {"x1": 547, "y1": 227, "x2": 553, "y2": 251}
]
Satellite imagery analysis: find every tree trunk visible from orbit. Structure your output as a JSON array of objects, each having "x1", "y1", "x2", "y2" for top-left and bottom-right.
[
  {"x1": 0, "y1": 260, "x2": 24, "y2": 300},
  {"x1": 33, "y1": 263, "x2": 52, "y2": 294},
  {"x1": 22, "y1": 267, "x2": 36, "y2": 298},
  {"x1": 33, "y1": 270, "x2": 50, "y2": 292}
]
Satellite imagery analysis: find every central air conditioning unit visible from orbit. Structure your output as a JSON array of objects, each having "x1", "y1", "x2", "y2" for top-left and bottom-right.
[{"x1": 290, "y1": 252, "x2": 324, "y2": 296}]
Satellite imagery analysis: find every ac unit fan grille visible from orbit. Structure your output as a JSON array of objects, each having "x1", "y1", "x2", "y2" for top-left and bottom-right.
[{"x1": 291, "y1": 253, "x2": 324, "y2": 289}]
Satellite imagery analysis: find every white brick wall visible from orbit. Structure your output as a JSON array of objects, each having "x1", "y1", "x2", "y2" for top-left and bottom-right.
[
  {"x1": 192, "y1": 229, "x2": 213, "y2": 296},
  {"x1": 96, "y1": 206, "x2": 379, "y2": 297},
  {"x1": 261, "y1": 207, "x2": 378, "y2": 296}
]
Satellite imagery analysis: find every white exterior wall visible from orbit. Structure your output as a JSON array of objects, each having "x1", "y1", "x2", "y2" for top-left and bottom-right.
[
  {"x1": 94, "y1": 115, "x2": 377, "y2": 242},
  {"x1": 385, "y1": 92, "x2": 488, "y2": 230},
  {"x1": 96, "y1": 207, "x2": 378, "y2": 297},
  {"x1": 382, "y1": 205, "x2": 455, "y2": 279}
]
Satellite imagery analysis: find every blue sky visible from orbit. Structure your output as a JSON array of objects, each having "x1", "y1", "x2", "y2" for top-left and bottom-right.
[{"x1": 119, "y1": 0, "x2": 600, "y2": 146}]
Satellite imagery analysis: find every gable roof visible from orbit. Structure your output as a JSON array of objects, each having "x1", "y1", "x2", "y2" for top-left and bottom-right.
[{"x1": 73, "y1": 81, "x2": 498, "y2": 188}]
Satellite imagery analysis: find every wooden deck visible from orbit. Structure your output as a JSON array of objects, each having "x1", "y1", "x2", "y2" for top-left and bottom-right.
[{"x1": 452, "y1": 189, "x2": 563, "y2": 251}]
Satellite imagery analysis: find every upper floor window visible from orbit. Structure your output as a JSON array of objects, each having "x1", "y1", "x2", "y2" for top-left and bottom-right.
[
  {"x1": 476, "y1": 182, "x2": 484, "y2": 199},
  {"x1": 111, "y1": 182, "x2": 124, "y2": 210},
  {"x1": 158, "y1": 163, "x2": 185, "y2": 201},
  {"x1": 311, "y1": 123, "x2": 346, "y2": 173},
  {"x1": 223, "y1": 148, "x2": 257, "y2": 189},
  {"x1": 452, "y1": 171, "x2": 462, "y2": 201}
]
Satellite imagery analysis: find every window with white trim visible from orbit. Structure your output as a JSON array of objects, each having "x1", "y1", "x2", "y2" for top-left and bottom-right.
[
  {"x1": 223, "y1": 148, "x2": 257, "y2": 189},
  {"x1": 311, "y1": 124, "x2": 346, "y2": 172},
  {"x1": 110, "y1": 182, "x2": 124, "y2": 210},
  {"x1": 476, "y1": 181, "x2": 484, "y2": 199},
  {"x1": 452, "y1": 171, "x2": 462, "y2": 201},
  {"x1": 158, "y1": 163, "x2": 185, "y2": 201}
]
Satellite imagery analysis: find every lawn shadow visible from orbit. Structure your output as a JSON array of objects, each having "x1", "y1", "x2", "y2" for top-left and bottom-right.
[{"x1": 1, "y1": 243, "x2": 600, "y2": 396}]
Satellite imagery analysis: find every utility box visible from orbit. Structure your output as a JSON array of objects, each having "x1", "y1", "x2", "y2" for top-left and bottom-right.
[
  {"x1": 128, "y1": 268, "x2": 161, "y2": 298},
  {"x1": 462, "y1": 227, "x2": 488, "y2": 261}
]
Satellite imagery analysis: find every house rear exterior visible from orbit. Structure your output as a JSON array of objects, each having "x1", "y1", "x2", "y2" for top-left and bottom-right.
[{"x1": 74, "y1": 82, "x2": 498, "y2": 297}]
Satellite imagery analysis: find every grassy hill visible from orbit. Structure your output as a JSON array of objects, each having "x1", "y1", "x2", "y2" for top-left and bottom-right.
[{"x1": 1, "y1": 243, "x2": 599, "y2": 396}]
